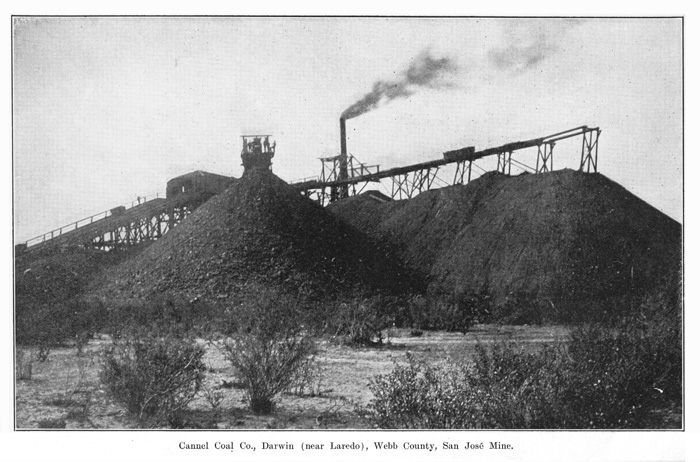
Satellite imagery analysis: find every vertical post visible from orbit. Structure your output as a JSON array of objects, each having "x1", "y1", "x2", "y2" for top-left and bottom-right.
[
  {"x1": 498, "y1": 152, "x2": 512, "y2": 174},
  {"x1": 550, "y1": 144, "x2": 554, "y2": 172},
  {"x1": 339, "y1": 118, "x2": 349, "y2": 199},
  {"x1": 454, "y1": 161, "x2": 465, "y2": 184},
  {"x1": 594, "y1": 129, "x2": 599, "y2": 172}
]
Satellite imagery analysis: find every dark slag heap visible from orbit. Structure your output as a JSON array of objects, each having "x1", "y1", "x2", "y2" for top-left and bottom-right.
[
  {"x1": 100, "y1": 168, "x2": 417, "y2": 302},
  {"x1": 329, "y1": 169, "x2": 681, "y2": 320}
]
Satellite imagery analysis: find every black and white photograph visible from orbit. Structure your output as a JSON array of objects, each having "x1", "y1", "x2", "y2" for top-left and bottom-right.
[{"x1": 6, "y1": 13, "x2": 691, "y2": 461}]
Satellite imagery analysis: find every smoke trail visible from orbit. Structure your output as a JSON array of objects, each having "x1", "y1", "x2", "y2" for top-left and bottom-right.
[
  {"x1": 341, "y1": 49, "x2": 458, "y2": 120},
  {"x1": 488, "y1": 20, "x2": 579, "y2": 73},
  {"x1": 489, "y1": 33, "x2": 556, "y2": 72}
]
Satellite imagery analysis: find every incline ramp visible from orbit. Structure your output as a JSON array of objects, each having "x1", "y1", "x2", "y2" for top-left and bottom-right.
[{"x1": 26, "y1": 192, "x2": 212, "y2": 252}]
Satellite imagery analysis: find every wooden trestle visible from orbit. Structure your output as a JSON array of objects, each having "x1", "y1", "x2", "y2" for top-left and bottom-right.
[{"x1": 24, "y1": 192, "x2": 212, "y2": 252}]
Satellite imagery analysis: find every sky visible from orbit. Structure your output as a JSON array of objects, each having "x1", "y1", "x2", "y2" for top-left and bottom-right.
[{"x1": 12, "y1": 17, "x2": 683, "y2": 243}]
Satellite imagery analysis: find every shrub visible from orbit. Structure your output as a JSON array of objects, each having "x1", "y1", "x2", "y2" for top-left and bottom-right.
[
  {"x1": 102, "y1": 296, "x2": 208, "y2": 338},
  {"x1": 286, "y1": 354, "x2": 325, "y2": 397},
  {"x1": 37, "y1": 417, "x2": 66, "y2": 429},
  {"x1": 16, "y1": 298, "x2": 107, "y2": 356},
  {"x1": 469, "y1": 318, "x2": 682, "y2": 428},
  {"x1": 367, "y1": 354, "x2": 476, "y2": 428},
  {"x1": 490, "y1": 291, "x2": 556, "y2": 325},
  {"x1": 469, "y1": 342, "x2": 569, "y2": 428},
  {"x1": 328, "y1": 297, "x2": 393, "y2": 346},
  {"x1": 67, "y1": 298, "x2": 107, "y2": 353},
  {"x1": 221, "y1": 286, "x2": 315, "y2": 414},
  {"x1": 100, "y1": 330, "x2": 205, "y2": 425},
  {"x1": 407, "y1": 292, "x2": 489, "y2": 332},
  {"x1": 201, "y1": 384, "x2": 225, "y2": 416},
  {"x1": 366, "y1": 311, "x2": 681, "y2": 429},
  {"x1": 562, "y1": 315, "x2": 682, "y2": 427},
  {"x1": 16, "y1": 349, "x2": 33, "y2": 380},
  {"x1": 102, "y1": 296, "x2": 237, "y2": 340},
  {"x1": 16, "y1": 304, "x2": 64, "y2": 358}
]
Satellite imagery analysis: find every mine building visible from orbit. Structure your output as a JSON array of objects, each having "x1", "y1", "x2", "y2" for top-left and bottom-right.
[{"x1": 166, "y1": 171, "x2": 234, "y2": 199}]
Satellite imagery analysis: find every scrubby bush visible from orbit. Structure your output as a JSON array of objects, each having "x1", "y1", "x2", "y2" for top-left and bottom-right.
[
  {"x1": 100, "y1": 330, "x2": 205, "y2": 425},
  {"x1": 67, "y1": 298, "x2": 107, "y2": 353},
  {"x1": 366, "y1": 311, "x2": 681, "y2": 429},
  {"x1": 490, "y1": 291, "x2": 558, "y2": 325},
  {"x1": 102, "y1": 296, "x2": 214, "y2": 338},
  {"x1": 37, "y1": 417, "x2": 67, "y2": 429},
  {"x1": 310, "y1": 293, "x2": 487, "y2": 341},
  {"x1": 469, "y1": 342, "x2": 568, "y2": 428},
  {"x1": 367, "y1": 354, "x2": 476, "y2": 428},
  {"x1": 16, "y1": 298, "x2": 107, "y2": 358},
  {"x1": 221, "y1": 286, "x2": 315, "y2": 414},
  {"x1": 562, "y1": 315, "x2": 682, "y2": 426},
  {"x1": 406, "y1": 292, "x2": 490, "y2": 332},
  {"x1": 327, "y1": 296, "x2": 394, "y2": 346},
  {"x1": 16, "y1": 349, "x2": 33, "y2": 380},
  {"x1": 286, "y1": 354, "x2": 325, "y2": 397},
  {"x1": 16, "y1": 305, "x2": 61, "y2": 360},
  {"x1": 470, "y1": 314, "x2": 681, "y2": 428}
]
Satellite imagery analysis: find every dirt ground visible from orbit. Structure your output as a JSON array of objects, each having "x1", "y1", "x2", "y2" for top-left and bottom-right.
[{"x1": 13, "y1": 324, "x2": 604, "y2": 430}]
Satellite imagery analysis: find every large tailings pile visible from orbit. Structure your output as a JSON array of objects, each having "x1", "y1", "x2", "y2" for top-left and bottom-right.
[
  {"x1": 99, "y1": 169, "x2": 417, "y2": 302},
  {"x1": 329, "y1": 169, "x2": 681, "y2": 320},
  {"x1": 16, "y1": 246, "x2": 135, "y2": 310}
]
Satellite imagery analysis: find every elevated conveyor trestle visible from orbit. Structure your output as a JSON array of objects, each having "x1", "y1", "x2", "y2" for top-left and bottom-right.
[
  {"x1": 293, "y1": 125, "x2": 601, "y2": 205},
  {"x1": 23, "y1": 192, "x2": 213, "y2": 253},
  {"x1": 19, "y1": 170, "x2": 234, "y2": 254}
]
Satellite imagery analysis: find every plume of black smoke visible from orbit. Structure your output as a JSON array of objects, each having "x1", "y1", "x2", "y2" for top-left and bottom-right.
[{"x1": 341, "y1": 49, "x2": 458, "y2": 120}]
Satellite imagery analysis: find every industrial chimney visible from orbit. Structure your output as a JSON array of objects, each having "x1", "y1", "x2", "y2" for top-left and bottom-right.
[{"x1": 339, "y1": 118, "x2": 349, "y2": 198}]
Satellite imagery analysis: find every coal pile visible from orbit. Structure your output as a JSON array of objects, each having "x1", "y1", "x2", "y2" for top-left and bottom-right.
[
  {"x1": 329, "y1": 169, "x2": 682, "y2": 319},
  {"x1": 16, "y1": 246, "x2": 134, "y2": 309},
  {"x1": 100, "y1": 169, "x2": 417, "y2": 302}
]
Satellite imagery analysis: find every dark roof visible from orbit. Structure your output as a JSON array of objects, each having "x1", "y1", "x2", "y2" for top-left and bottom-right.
[{"x1": 167, "y1": 170, "x2": 233, "y2": 183}]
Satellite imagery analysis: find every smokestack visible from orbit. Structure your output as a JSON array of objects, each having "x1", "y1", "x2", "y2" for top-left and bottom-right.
[{"x1": 339, "y1": 118, "x2": 349, "y2": 198}]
